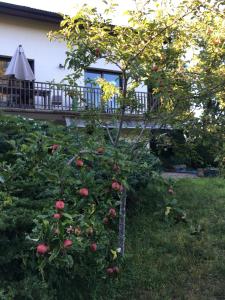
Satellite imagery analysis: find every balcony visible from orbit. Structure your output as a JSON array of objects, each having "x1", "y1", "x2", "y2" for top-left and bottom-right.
[{"x1": 0, "y1": 78, "x2": 159, "y2": 125}]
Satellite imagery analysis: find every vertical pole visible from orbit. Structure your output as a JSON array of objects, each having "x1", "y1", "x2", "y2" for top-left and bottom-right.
[{"x1": 119, "y1": 188, "x2": 127, "y2": 256}]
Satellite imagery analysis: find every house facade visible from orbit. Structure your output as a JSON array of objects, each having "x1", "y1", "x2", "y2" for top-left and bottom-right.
[
  {"x1": 0, "y1": 2, "x2": 151, "y2": 124},
  {"x1": 0, "y1": 2, "x2": 68, "y2": 83},
  {"x1": 0, "y1": 2, "x2": 149, "y2": 89}
]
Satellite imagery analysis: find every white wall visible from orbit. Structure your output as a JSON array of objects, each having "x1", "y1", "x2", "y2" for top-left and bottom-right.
[
  {"x1": 0, "y1": 14, "x2": 147, "y2": 93},
  {"x1": 0, "y1": 14, "x2": 67, "y2": 82}
]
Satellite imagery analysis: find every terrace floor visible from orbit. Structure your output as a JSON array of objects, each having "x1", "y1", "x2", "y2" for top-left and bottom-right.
[{"x1": 0, "y1": 107, "x2": 165, "y2": 130}]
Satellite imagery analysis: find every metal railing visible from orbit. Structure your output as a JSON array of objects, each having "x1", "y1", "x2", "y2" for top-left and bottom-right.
[{"x1": 0, "y1": 78, "x2": 158, "y2": 115}]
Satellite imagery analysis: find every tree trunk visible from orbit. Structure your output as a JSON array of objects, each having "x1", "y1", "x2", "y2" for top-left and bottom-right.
[{"x1": 118, "y1": 188, "x2": 127, "y2": 256}]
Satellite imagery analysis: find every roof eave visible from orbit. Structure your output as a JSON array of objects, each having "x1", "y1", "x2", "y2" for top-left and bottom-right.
[{"x1": 0, "y1": 2, "x2": 62, "y2": 24}]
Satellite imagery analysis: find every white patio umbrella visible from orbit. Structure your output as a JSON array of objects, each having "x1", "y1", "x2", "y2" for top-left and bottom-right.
[{"x1": 5, "y1": 45, "x2": 35, "y2": 81}]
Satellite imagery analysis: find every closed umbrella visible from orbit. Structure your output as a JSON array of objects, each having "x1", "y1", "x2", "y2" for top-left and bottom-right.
[
  {"x1": 5, "y1": 45, "x2": 35, "y2": 81},
  {"x1": 5, "y1": 45, "x2": 35, "y2": 107}
]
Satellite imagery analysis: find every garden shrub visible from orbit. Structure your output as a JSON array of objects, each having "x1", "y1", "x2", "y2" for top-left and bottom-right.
[
  {"x1": 0, "y1": 115, "x2": 160, "y2": 299},
  {"x1": 150, "y1": 127, "x2": 224, "y2": 169}
]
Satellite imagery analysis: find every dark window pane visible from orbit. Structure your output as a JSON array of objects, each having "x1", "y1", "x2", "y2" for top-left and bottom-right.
[
  {"x1": 84, "y1": 71, "x2": 101, "y2": 108},
  {"x1": 0, "y1": 59, "x2": 9, "y2": 77},
  {"x1": 85, "y1": 71, "x2": 101, "y2": 87}
]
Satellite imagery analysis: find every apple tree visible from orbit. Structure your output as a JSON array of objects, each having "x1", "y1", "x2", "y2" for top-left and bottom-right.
[{"x1": 49, "y1": 0, "x2": 225, "y2": 255}]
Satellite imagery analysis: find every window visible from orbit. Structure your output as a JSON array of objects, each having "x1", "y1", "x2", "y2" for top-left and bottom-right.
[
  {"x1": 0, "y1": 57, "x2": 9, "y2": 77},
  {"x1": 85, "y1": 69, "x2": 121, "y2": 88},
  {"x1": 0, "y1": 55, "x2": 35, "y2": 78},
  {"x1": 84, "y1": 69, "x2": 121, "y2": 110}
]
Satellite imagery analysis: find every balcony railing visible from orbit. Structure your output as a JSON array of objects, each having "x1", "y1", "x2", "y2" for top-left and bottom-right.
[{"x1": 0, "y1": 78, "x2": 158, "y2": 115}]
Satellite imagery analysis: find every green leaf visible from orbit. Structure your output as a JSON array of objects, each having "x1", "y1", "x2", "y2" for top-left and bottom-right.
[
  {"x1": 49, "y1": 249, "x2": 60, "y2": 263},
  {"x1": 65, "y1": 255, "x2": 74, "y2": 268},
  {"x1": 62, "y1": 213, "x2": 73, "y2": 220}
]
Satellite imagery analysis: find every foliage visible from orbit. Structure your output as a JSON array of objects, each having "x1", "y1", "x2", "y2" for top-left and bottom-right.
[
  {"x1": 149, "y1": 115, "x2": 225, "y2": 168},
  {"x1": 149, "y1": 130, "x2": 193, "y2": 167},
  {"x1": 215, "y1": 144, "x2": 225, "y2": 177},
  {"x1": 182, "y1": 116, "x2": 224, "y2": 168},
  {"x1": 190, "y1": 1, "x2": 225, "y2": 112},
  {"x1": 0, "y1": 114, "x2": 159, "y2": 299}
]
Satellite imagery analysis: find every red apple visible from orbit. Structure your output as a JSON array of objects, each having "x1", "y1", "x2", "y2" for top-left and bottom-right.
[
  {"x1": 112, "y1": 181, "x2": 121, "y2": 191},
  {"x1": 52, "y1": 144, "x2": 59, "y2": 151},
  {"x1": 48, "y1": 144, "x2": 59, "y2": 154},
  {"x1": 79, "y1": 188, "x2": 89, "y2": 197},
  {"x1": 106, "y1": 267, "x2": 114, "y2": 275},
  {"x1": 63, "y1": 239, "x2": 73, "y2": 248},
  {"x1": 113, "y1": 266, "x2": 119, "y2": 274},
  {"x1": 37, "y1": 243, "x2": 49, "y2": 255},
  {"x1": 76, "y1": 159, "x2": 84, "y2": 167},
  {"x1": 90, "y1": 243, "x2": 97, "y2": 252},
  {"x1": 108, "y1": 208, "x2": 116, "y2": 218},
  {"x1": 53, "y1": 213, "x2": 61, "y2": 219},
  {"x1": 55, "y1": 200, "x2": 65, "y2": 210}
]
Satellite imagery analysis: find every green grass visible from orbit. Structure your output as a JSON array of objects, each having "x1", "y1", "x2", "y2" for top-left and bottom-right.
[{"x1": 115, "y1": 178, "x2": 225, "y2": 300}]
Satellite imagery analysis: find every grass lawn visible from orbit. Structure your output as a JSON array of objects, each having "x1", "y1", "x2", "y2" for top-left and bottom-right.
[{"x1": 115, "y1": 178, "x2": 225, "y2": 300}]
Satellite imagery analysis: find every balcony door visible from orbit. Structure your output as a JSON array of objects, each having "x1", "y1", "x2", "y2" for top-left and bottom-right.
[{"x1": 85, "y1": 69, "x2": 121, "y2": 111}]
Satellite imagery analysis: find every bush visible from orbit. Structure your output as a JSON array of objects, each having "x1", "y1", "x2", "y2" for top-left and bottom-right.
[
  {"x1": 150, "y1": 123, "x2": 224, "y2": 169},
  {"x1": 0, "y1": 115, "x2": 159, "y2": 299}
]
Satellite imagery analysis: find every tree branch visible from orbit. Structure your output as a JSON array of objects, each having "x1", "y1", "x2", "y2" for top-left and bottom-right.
[
  {"x1": 131, "y1": 124, "x2": 146, "y2": 152},
  {"x1": 130, "y1": 96, "x2": 160, "y2": 152},
  {"x1": 114, "y1": 108, "x2": 125, "y2": 147},
  {"x1": 105, "y1": 123, "x2": 115, "y2": 145}
]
